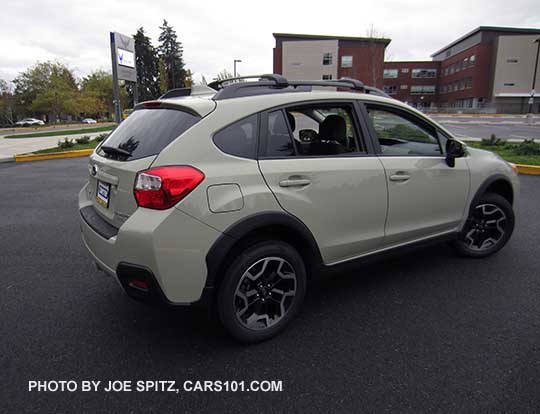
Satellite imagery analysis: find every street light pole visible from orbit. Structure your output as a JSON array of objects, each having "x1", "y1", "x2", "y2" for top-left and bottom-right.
[
  {"x1": 233, "y1": 59, "x2": 242, "y2": 78},
  {"x1": 528, "y1": 37, "x2": 540, "y2": 116}
]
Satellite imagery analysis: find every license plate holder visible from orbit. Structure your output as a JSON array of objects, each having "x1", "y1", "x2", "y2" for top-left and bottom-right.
[{"x1": 96, "y1": 180, "x2": 111, "y2": 208}]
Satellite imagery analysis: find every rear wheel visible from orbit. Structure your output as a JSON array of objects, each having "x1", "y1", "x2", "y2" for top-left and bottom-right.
[
  {"x1": 217, "y1": 241, "x2": 306, "y2": 343},
  {"x1": 453, "y1": 192, "x2": 514, "y2": 258}
]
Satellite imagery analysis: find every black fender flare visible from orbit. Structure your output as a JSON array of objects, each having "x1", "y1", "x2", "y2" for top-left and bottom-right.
[
  {"x1": 205, "y1": 211, "x2": 323, "y2": 288},
  {"x1": 469, "y1": 174, "x2": 514, "y2": 213}
]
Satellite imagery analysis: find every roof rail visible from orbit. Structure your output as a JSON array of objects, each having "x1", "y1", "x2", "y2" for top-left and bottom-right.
[
  {"x1": 206, "y1": 74, "x2": 391, "y2": 100},
  {"x1": 207, "y1": 74, "x2": 288, "y2": 90}
]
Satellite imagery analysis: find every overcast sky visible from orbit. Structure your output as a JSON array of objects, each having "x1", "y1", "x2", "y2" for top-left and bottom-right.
[{"x1": 1, "y1": 0, "x2": 539, "y2": 85}]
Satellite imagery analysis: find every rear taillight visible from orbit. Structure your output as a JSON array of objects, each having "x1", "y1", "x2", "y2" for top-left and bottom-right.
[{"x1": 134, "y1": 166, "x2": 204, "y2": 210}]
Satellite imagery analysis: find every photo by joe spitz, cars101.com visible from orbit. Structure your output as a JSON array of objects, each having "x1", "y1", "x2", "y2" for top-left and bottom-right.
[{"x1": 79, "y1": 74, "x2": 519, "y2": 343}]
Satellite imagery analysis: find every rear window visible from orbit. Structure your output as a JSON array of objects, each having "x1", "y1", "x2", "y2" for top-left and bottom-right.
[{"x1": 98, "y1": 108, "x2": 200, "y2": 161}]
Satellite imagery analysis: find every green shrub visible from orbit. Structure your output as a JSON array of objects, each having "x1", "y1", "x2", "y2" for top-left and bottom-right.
[
  {"x1": 57, "y1": 138, "x2": 74, "y2": 150},
  {"x1": 75, "y1": 135, "x2": 90, "y2": 144},
  {"x1": 481, "y1": 134, "x2": 504, "y2": 146},
  {"x1": 512, "y1": 139, "x2": 540, "y2": 156},
  {"x1": 94, "y1": 133, "x2": 109, "y2": 142}
]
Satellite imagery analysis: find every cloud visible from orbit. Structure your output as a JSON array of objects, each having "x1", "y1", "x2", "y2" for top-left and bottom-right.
[{"x1": 1, "y1": 0, "x2": 539, "y2": 83}]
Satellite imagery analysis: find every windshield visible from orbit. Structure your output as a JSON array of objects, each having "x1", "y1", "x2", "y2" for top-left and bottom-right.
[{"x1": 98, "y1": 108, "x2": 200, "y2": 161}]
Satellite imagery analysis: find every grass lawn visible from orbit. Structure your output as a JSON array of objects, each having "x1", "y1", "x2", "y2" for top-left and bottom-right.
[
  {"x1": 5, "y1": 125, "x2": 114, "y2": 138},
  {"x1": 30, "y1": 139, "x2": 100, "y2": 154},
  {"x1": 464, "y1": 141, "x2": 540, "y2": 166}
]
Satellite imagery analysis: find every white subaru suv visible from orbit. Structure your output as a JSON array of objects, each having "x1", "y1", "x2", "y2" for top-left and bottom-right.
[{"x1": 79, "y1": 75, "x2": 519, "y2": 342}]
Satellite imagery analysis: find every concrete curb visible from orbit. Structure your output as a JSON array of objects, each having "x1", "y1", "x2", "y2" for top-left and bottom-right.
[
  {"x1": 15, "y1": 149, "x2": 93, "y2": 162},
  {"x1": 515, "y1": 164, "x2": 540, "y2": 175}
]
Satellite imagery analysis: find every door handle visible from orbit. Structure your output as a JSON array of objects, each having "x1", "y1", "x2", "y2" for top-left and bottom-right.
[
  {"x1": 279, "y1": 178, "x2": 311, "y2": 187},
  {"x1": 389, "y1": 172, "x2": 411, "y2": 182}
]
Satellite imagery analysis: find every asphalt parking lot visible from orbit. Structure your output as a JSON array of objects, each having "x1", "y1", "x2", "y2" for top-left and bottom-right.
[
  {"x1": 2, "y1": 158, "x2": 540, "y2": 413},
  {"x1": 429, "y1": 115, "x2": 540, "y2": 140}
]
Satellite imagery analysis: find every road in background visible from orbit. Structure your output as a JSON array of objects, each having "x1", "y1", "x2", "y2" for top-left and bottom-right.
[
  {"x1": 429, "y1": 115, "x2": 540, "y2": 140},
  {"x1": 0, "y1": 132, "x2": 103, "y2": 161},
  {"x1": 2, "y1": 158, "x2": 540, "y2": 413},
  {"x1": 0, "y1": 122, "x2": 115, "y2": 137}
]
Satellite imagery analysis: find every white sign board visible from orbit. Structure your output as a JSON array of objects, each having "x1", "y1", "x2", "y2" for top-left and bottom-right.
[
  {"x1": 110, "y1": 32, "x2": 136, "y2": 82},
  {"x1": 117, "y1": 48, "x2": 135, "y2": 68}
]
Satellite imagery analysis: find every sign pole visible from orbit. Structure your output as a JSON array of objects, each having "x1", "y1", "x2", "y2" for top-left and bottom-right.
[{"x1": 110, "y1": 32, "x2": 122, "y2": 124}]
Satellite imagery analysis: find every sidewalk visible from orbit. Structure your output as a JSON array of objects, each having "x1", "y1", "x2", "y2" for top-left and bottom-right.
[{"x1": 0, "y1": 132, "x2": 102, "y2": 162}]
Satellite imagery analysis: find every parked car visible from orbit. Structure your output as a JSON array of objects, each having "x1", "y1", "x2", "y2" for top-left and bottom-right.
[
  {"x1": 15, "y1": 118, "x2": 45, "y2": 127},
  {"x1": 82, "y1": 118, "x2": 97, "y2": 124},
  {"x1": 79, "y1": 75, "x2": 519, "y2": 343}
]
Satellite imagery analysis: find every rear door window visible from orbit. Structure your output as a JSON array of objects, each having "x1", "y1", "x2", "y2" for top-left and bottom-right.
[{"x1": 99, "y1": 108, "x2": 200, "y2": 161}]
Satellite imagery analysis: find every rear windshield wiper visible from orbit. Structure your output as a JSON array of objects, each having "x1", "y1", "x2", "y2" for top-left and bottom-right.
[{"x1": 100, "y1": 145, "x2": 132, "y2": 157}]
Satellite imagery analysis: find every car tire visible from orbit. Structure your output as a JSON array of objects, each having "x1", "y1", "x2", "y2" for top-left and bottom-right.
[
  {"x1": 452, "y1": 192, "x2": 514, "y2": 258},
  {"x1": 217, "y1": 240, "x2": 307, "y2": 343}
]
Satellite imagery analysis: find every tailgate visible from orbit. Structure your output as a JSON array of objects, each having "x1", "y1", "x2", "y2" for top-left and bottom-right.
[{"x1": 87, "y1": 153, "x2": 156, "y2": 228}]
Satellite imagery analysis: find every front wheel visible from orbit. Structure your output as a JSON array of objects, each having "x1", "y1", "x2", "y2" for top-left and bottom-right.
[
  {"x1": 453, "y1": 192, "x2": 515, "y2": 258},
  {"x1": 217, "y1": 241, "x2": 307, "y2": 343}
]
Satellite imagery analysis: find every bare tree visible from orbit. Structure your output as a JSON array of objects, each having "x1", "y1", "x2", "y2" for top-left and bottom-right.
[{"x1": 365, "y1": 23, "x2": 388, "y2": 87}]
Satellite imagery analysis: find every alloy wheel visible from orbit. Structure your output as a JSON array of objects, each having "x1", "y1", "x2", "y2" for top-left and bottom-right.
[
  {"x1": 234, "y1": 257, "x2": 297, "y2": 330},
  {"x1": 463, "y1": 203, "x2": 507, "y2": 251}
]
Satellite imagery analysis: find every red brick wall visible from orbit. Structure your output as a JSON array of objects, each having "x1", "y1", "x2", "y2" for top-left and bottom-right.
[
  {"x1": 437, "y1": 43, "x2": 493, "y2": 104},
  {"x1": 273, "y1": 48, "x2": 282, "y2": 74},
  {"x1": 338, "y1": 44, "x2": 386, "y2": 88},
  {"x1": 382, "y1": 61, "x2": 440, "y2": 104}
]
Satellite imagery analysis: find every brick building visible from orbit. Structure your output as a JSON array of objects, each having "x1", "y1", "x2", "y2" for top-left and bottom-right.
[
  {"x1": 383, "y1": 26, "x2": 540, "y2": 113},
  {"x1": 273, "y1": 33, "x2": 390, "y2": 89},
  {"x1": 382, "y1": 61, "x2": 440, "y2": 108}
]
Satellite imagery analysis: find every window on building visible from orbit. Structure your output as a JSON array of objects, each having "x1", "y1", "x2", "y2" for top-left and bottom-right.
[
  {"x1": 383, "y1": 69, "x2": 398, "y2": 79},
  {"x1": 463, "y1": 58, "x2": 468, "y2": 69},
  {"x1": 465, "y1": 77, "x2": 473, "y2": 89},
  {"x1": 410, "y1": 85, "x2": 436, "y2": 94},
  {"x1": 322, "y1": 74, "x2": 333, "y2": 80},
  {"x1": 383, "y1": 85, "x2": 397, "y2": 95},
  {"x1": 469, "y1": 55, "x2": 476, "y2": 65},
  {"x1": 366, "y1": 105, "x2": 442, "y2": 156},
  {"x1": 506, "y1": 58, "x2": 518, "y2": 63},
  {"x1": 341, "y1": 56, "x2": 353, "y2": 68},
  {"x1": 412, "y1": 69, "x2": 437, "y2": 78},
  {"x1": 401, "y1": 68, "x2": 409, "y2": 73},
  {"x1": 322, "y1": 52, "x2": 333, "y2": 65},
  {"x1": 459, "y1": 80, "x2": 465, "y2": 90},
  {"x1": 400, "y1": 84, "x2": 408, "y2": 89}
]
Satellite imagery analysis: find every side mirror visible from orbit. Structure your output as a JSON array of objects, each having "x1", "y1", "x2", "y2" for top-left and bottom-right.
[{"x1": 445, "y1": 140, "x2": 465, "y2": 167}]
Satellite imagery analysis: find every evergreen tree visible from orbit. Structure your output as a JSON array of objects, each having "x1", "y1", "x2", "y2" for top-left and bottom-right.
[
  {"x1": 133, "y1": 27, "x2": 159, "y2": 101},
  {"x1": 158, "y1": 57, "x2": 168, "y2": 94},
  {"x1": 157, "y1": 19, "x2": 186, "y2": 89}
]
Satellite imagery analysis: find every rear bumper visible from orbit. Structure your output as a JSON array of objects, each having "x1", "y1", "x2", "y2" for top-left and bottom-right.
[{"x1": 78, "y1": 184, "x2": 223, "y2": 305}]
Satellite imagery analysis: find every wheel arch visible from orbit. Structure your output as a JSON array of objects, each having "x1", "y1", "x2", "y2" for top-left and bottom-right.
[
  {"x1": 205, "y1": 212, "x2": 323, "y2": 292},
  {"x1": 471, "y1": 174, "x2": 514, "y2": 209}
]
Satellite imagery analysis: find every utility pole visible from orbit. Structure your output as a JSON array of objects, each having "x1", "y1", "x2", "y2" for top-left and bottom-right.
[
  {"x1": 233, "y1": 59, "x2": 242, "y2": 78},
  {"x1": 527, "y1": 37, "x2": 540, "y2": 123}
]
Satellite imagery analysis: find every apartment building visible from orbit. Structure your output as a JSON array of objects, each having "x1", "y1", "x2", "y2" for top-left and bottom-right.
[
  {"x1": 272, "y1": 33, "x2": 390, "y2": 89},
  {"x1": 382, "y1": 61, "x2": 440, "y2": 108},
  {"x1": 383, "y1": 26, "x2": 540, "y2": 112}
]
